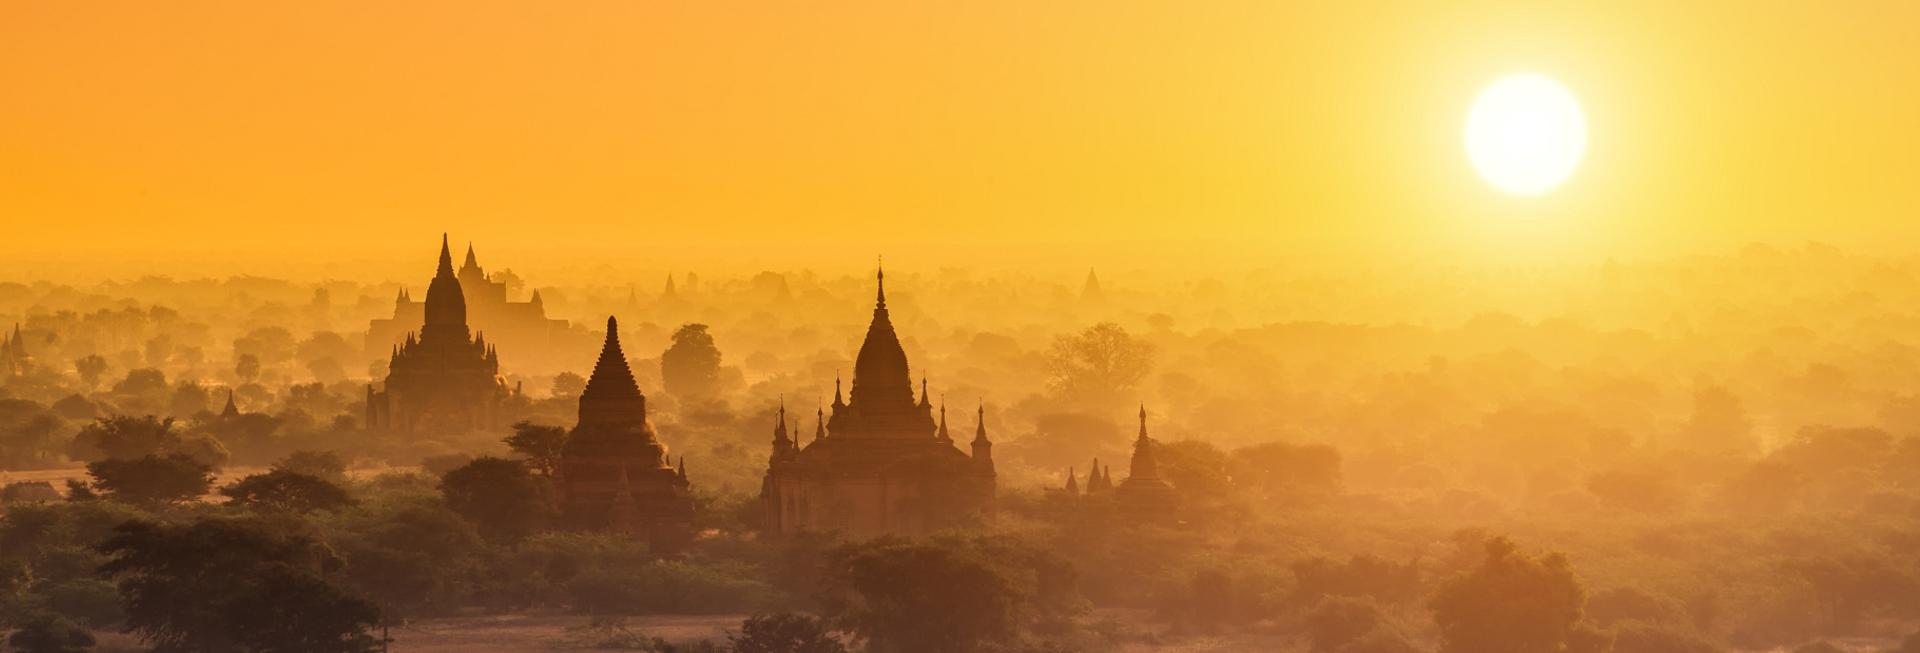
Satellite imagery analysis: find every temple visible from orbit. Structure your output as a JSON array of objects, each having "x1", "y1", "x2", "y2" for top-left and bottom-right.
[
  {"x1": 367, "y1": 240, "x2": 569, "y2": 374},
  {"x1": 0, "y1": 324, "x2": 32, "y2": 378},
  {"x1": 555, "y1": 317, "x2": 694, "y2": 552},
  {"x1": 365, "y1": 235, "x2": 511, "y2": 434},
  {"x1": 759, "y1": 267, "x2": 996, "y2": 536},
  {"x1": 1114, "y1": 406, "x2": 1177, "y2": 512}
]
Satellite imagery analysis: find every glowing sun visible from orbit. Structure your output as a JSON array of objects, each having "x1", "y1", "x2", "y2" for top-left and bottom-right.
[{"x1": 1465, "y1": 73, "x2": 1587, "y2": 196}]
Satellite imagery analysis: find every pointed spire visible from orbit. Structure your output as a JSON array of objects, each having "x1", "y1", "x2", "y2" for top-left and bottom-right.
[
  {"x1": 1138, "y1": 403, "x2": 1149, "y2": 442},
  {"x1": 773, "y1": 397, "x2": 789, "y2": 443},
  {"x1": 395, "y1": 288, "x2": 407, "y2": 304},
  {"x1": 974, "y1": 402, "x2": 989, "y2": 444},
  {"x1": 578, "y1": 316, "x2": 648, "y2": 428},
  {"x1": 437, "y1": 233, "x2": 454, "y2": 275},
  {"x1": 664, "y1": 274, "x2": 677, "y2": 297},
  {"x1": 221, "y1": 389, "x2": 239, "y2": 418},
  {"x1": 677, "y1": 456, "x2": 687, "y2": 479},
  {"x1": 832, "y1": 372, "x2": 845, "y2": 408},
  {"x1": 876, "y1": 257, "x2": 886, "y2": 308},
  {"x1": 815, "y1": 404, "x2": 826, "y2": 443},
  {"x1": 462, "y1": 242, "x2": 479, "y2": 270},
  {"x1": 530, "y1": 289, "x2": 544, "y2": 306},
  {"x1": 1066, "y1": 467, "x2": 1080, "y2": 494},
  {"x1": 918, "y1": 376, "x2": 931, "y2": 408},
  {"x1": 937, "y1": 398, "x2": 951, "y2": 442}
]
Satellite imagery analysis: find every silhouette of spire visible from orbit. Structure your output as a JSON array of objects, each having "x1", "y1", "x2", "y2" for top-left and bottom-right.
[
  {"x1": 773, "y1": 398, "x2": 789, "y2": 444},
  {"x1": 918, "y1": 376, "x2": 931, "y2": 408},
  {"x1": 423, "y1": 234, "x2": 469, "y2": 331},
  {"x1": 664, "y1": 274, "x2": 677, "y2": 298},
  {"x1": 937, "y1": 399, "x2": 951, "y2": 442},
  {"x1": 463, "y1": 243, "x2": 479, "y2": 269},
  {"x1": 1129, "y1": 404, "x2": 1160, "y2": 481},
  {"x1": 974, "y1": 402, "x2": 989, "y2": 444},
  {"x1": 876, "y1": 257, "x2": 886, "y2": 308},
  {"x1": 1065, "y1": 467, "x2": 1080, "y2": 495},
  {"x1": 578, "y1": 316, "x2": 647, "y2": 428},
  {"x1": 832, "y1": 372, "x2": 845, "y2": 408},
  {"x1": 849, "y1": 262, "x2": 913, "y2": 410},
  {"x1": 437, "y1": 234, "x2": 454, "y2": 275},
  {"x1": 221, "y1": 390, "x2": 239, "y2": 418},
  {"x1": 815, "y1": 404, "x2": 826, "y2": 443}
]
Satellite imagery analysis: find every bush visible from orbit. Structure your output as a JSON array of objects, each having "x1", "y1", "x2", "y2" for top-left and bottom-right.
[
  {"x1": 6, "y1": 613, "x2": 96, "y2": 653},
  {"x1": 729, "y1": 613, "x2": 848, "y2": 653}
]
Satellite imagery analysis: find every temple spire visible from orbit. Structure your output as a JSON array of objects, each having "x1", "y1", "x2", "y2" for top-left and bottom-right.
[
  {"x1": 876, "y1": 258, "x2": 886, "y2": 308},
  {"x1": 463, "y1": 242, "x2": 479, "y2": 270},
  {"x1": 221, "y1": 390, "x2": 239, "y2": 418},
  {"x1": 937, "y1": 398, "x2": 951, "y2": 442},
  {"x1": 437, "y1": 234, "x2": 454, "y2": 275},
  {"x1": 577, "y1": 316, "x2": 647, "y2": 428},
  {"x1": 815, "y1": 404, "x2": 826, "y2": 443}
]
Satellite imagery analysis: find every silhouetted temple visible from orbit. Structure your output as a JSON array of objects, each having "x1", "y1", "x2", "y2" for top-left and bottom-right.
[
  {"x1": 759, "y1": 268, "x2": 995, "y2": 536},
  {"x1": 365, "y1": 236, "x2": 510, "y2": 434},
  {"x1": 0, "y1": 324, "x2": 32, "y2": 378},
  {"x1": 1115, "y1": 406, "x2": 1177, "y2": 512},
  {"x1": 1061, "y1": 457, "x2": 1113, "y2": 496},
  {"x1": 555, "y1": 317, "x2": 694, "y2": 551},
  {"x1": 367, "y1": 240, "x2": 568, "y2": 373}
]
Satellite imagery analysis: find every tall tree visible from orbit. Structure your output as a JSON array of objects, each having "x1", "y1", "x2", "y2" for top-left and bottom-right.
[
  {"x1": 439, "y1": 457, "x2": 550, "y2": 543},
  {"x1": 503, "y1": 421, "x2": 568, "y2": 477},
  {"x1": 72, "y1": 355, "x2": 108, "y2": 390},
  {"x1": 1045, "y1": 323, "x2": 1154, "y2": 411},
  {"x1": 660, "y1": 323, "x2": 722, "y2": 399}
]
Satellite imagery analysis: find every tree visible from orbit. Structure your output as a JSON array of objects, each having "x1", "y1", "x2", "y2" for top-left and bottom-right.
[
  {"x1": 168, "y1": 382, "x2": 210, "y2": 417},
  {"x1": 1681, "y1": 384, "x2": 1754, "y2": 455},
  {"x1": 69, "y1": 416, "x2": 169, "y2": 462},
  {"x1": 504, "y1": 421, "x2": 568, "y2": 477},
  {"x1": 86, "y1": 454, "x2": 214, "y2": 507},
  {"x1": 234, "y1": 353, "x2": 261, "y2": 384},
  {"x1": 73, "y1": 355, "x2": 108, "y2": 390},
  {"x1": 730, "y1": 613, "x2": 848, "y2": 653},
  {"x1": 819, "y1": 537, "x2": 1079, "y2": 653},
  {"x1": 1429, "y1": 536, "x2": 1605, "y2": 653},
  {"x1": 97, "y1": 518, "x2": 383, "y2": 653},
  {"x1": 6, "y1": 613, "x2": 96, "y2": 653},
  {"x1": 221, "y1": 470, "x2": 353, "y2": 513},
  {"x1": 661, "y1": 323, "x2": 722, "y2": 399},
  {"x1": 551, "y1": 371, "x2": 587, "y2": 398},
  {"x1": 439, "y1": 457, "x2": 550, "y2": 542},
  {"x1": 1045, "y1": 323, "x2": 1154, "y2": 410}
]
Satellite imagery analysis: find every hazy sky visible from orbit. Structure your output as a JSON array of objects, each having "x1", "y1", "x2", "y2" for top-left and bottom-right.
[{"x1": 2, "y1": 1, "x2": 1916, "y2": 280}]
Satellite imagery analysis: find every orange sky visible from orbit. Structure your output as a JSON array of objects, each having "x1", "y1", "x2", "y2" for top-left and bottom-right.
[{"x1": 2, "y1": 2, "x2": 1916, "y2": 280}]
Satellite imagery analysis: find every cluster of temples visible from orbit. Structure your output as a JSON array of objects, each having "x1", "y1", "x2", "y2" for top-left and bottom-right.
[
  {"x1": 367, "y1": 240, "x2": 569, "y2": 375},
  {"x1": 361, "y1": 239, "x2": 1172, "y2": 543}
]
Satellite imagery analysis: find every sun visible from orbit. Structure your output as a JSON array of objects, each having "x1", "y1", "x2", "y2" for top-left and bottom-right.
[{"x1": 1465, "y1": 73, "x2": 1588, "y2": 196}]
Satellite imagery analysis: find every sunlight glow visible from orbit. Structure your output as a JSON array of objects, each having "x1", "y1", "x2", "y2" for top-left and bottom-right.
[{"x1": 1465, "y1": 73, "x2": 1588, "y2": 196}]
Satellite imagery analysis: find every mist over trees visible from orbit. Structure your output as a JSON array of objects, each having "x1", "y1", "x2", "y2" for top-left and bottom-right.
[{"x1": 1, "y1": 247, "x2": 1920, "y2": 649}]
